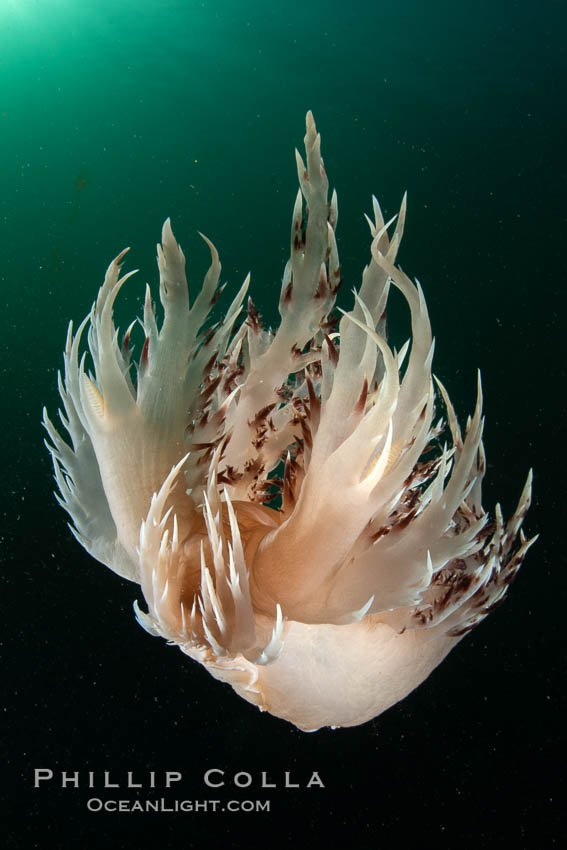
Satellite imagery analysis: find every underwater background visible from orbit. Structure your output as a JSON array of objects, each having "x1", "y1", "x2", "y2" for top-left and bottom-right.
[{"x1": 2, "y1": 0, "x2": 565, "y2": 847}]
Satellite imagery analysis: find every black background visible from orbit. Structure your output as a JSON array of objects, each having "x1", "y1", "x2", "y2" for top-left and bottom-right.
[{"x1": 2, "y1": 0, "x2": 565, "y2": 847}]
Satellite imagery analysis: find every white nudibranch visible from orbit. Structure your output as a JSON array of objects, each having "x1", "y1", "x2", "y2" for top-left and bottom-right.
[{"x1": 43, "y1": 112, "x2": 536, "y2": 731}]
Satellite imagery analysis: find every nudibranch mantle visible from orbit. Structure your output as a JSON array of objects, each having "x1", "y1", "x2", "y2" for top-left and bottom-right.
[{"x1": 44, "y1": 112, "x2": 535, "y2": 731}]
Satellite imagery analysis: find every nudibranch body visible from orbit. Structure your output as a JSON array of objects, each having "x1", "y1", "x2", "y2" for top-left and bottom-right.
[{"x1": 44, "y1": 112, "x2": 535, "y2": 731}]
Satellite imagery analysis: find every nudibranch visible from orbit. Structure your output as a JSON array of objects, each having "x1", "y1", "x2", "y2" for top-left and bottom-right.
[{"x1": 44, "y1": 112, "x2": 536, "y2": 731}]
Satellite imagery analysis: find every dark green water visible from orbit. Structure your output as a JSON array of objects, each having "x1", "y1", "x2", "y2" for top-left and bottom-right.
[{"x1": 2, "y1": 1, "x2": 565, "y2": 847}]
